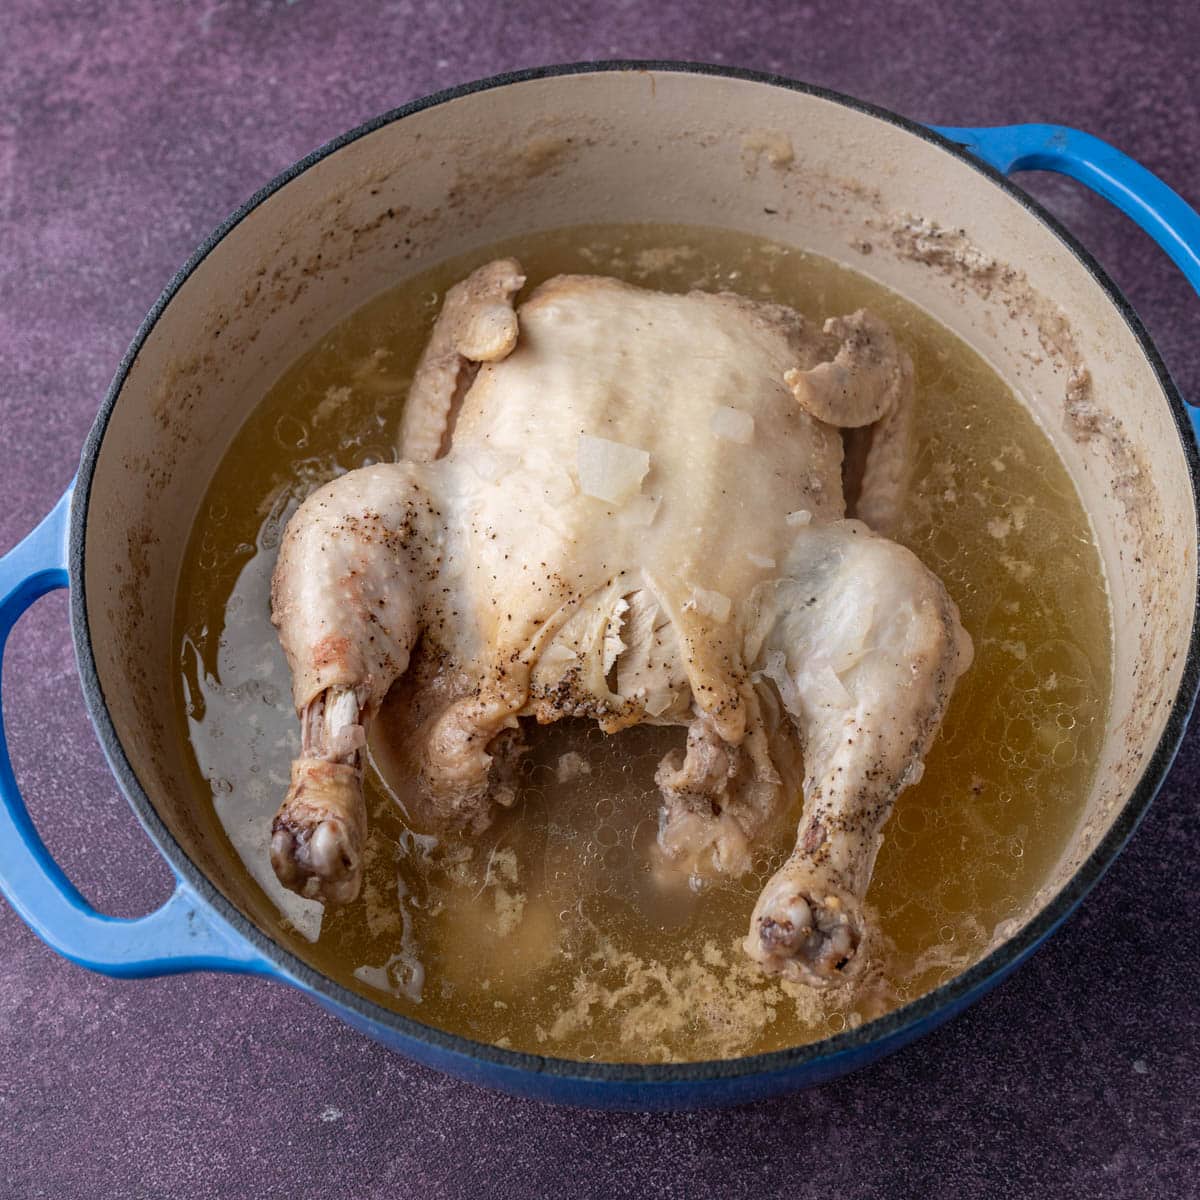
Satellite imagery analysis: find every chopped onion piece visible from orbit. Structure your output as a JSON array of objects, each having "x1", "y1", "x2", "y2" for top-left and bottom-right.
[
  {"x1": 786, "y1": 509, "x2": 812, "y2": 527},
  {"x1": 710, "y1": 405, "x2": 755, "y2": 444},
  {"x1": 644, "y1": 689, "x2": 676, "y2": 717},
  {"x1": 577, "y1": 434, "x2": 650, "y2": 504},
  {"x1": 685, "y1": 585, "x2": 732, "y2": 623},
  {"x1": 746, "y1": 552, "x2": 776, "y2": 569}
]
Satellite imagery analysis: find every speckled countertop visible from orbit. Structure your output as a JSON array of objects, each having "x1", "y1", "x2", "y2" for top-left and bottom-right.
[{"x1": 1, "y1": 2, "x2": 1198, "y2": 1197}]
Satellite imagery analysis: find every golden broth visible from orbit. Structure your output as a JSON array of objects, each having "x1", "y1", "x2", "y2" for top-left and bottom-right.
[{"x1": 174, "y1": 223, "x2": 1111, "y2": 1062}]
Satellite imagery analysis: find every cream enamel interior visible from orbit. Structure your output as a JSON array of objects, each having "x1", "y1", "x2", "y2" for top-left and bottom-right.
[{"x1": 83, "y1": 70, "x2": 1196, "y2": 973}]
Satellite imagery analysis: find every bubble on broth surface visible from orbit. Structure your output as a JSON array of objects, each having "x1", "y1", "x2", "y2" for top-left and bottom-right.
[{"x1": 174, "y1": 222, "x2": 1111, "y2": 1062}]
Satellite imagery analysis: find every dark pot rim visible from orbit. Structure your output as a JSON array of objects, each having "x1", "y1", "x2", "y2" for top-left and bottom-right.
[{"x1": 69, "y1": 59, "x2": 1200, "y2": 1087}]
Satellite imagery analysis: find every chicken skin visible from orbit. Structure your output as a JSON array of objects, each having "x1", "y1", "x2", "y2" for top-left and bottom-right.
[{"x1": 269, "y1": 260, "x2": 972, "y2": 987}]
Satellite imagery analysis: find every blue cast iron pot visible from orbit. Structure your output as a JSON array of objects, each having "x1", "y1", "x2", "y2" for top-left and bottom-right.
[{"x1": 2, "y1": 63, "x2": 1199, "y2": 1109}]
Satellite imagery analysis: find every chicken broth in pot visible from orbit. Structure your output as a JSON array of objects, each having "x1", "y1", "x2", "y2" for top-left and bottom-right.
[{"x1": 175, "y1": 223, "x2": 1110, "y2": 1063}]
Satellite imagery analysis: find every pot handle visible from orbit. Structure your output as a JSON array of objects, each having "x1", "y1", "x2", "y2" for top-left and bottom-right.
[
  {"x1": 0, "y1": 484, "x2": 275, "y2": 979},
  {"x1": 930, "y1": 122, "x2": 1200, "y2": 439}
]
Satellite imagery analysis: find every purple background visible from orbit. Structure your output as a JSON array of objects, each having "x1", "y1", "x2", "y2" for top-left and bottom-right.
[{"x1": 2, "y1": 2, "x2": 1198, "y2": 1197}]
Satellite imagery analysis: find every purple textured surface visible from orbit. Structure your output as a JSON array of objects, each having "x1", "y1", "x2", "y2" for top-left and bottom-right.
[{"x1": 2, "y1": 2, "x2": 1198, "y2": 1197}]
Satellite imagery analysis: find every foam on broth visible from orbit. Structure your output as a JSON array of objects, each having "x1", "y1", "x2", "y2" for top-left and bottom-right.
[{"x1": 174, "y1": 223, "x2": 1111, "y2": 1062}]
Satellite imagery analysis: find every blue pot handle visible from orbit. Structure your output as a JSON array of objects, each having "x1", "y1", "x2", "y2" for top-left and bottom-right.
[
  {"x1": 931, "y1": 122, "x2": 1200, "y2": 441},
  {"x1": 0, "y1": 483, "x2": 274, "y2": 979}
]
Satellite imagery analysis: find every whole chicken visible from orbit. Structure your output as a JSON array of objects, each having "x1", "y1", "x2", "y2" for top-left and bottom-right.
[{"x1": 268, "y1": 259, "x2": 973, "y2": 988}]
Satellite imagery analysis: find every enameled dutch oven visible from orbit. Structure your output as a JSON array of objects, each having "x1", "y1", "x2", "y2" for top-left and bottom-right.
[{"x1": 3, "y1": 63, "x2": 1199, "y2": 1110}]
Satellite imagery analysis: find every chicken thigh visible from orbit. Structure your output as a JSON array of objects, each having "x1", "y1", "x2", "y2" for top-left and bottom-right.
[{"x1": 269, "y1": 260, "x2": 972, "y2": 987}]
